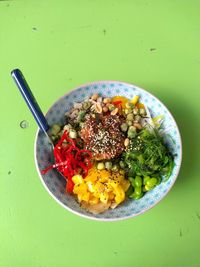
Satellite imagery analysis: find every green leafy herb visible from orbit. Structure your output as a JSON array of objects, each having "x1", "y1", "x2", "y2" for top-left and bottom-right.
[{"x1": 123, "y1": 129, "x2": 174, "y2": 180}]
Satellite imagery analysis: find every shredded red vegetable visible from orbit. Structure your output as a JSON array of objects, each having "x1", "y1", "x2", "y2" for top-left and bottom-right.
[
  {"x1": 113, "y1": 100, "x2": 122, "y2": 106},
  {"x1": 41, "y1": 131, "x2": 93, "y2": 193}
]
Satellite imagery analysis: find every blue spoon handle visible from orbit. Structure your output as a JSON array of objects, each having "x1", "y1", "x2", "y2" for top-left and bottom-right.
[{"x1": 11, "y1": 69, "x2": 49, "y2": 132}]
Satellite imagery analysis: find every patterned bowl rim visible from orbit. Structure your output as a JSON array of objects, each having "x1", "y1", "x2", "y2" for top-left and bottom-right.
[{"x1": 34, "y1": 80, "x2": 182, "y2": 221}]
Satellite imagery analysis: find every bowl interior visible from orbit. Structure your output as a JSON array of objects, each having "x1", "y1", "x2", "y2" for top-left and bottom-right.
[{"x1": 35, "y1": 81, "x2": 182, "y2": 221}]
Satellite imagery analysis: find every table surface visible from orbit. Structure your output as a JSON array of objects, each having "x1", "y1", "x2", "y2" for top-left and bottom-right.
[{"x1": 1, "y1": 1, "x2": 200, "y2": 267}]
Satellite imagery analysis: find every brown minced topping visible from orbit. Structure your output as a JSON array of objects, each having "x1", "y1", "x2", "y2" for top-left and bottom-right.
[{"x1": 80, "y1": 114, "x2": 125, "y2": 160}]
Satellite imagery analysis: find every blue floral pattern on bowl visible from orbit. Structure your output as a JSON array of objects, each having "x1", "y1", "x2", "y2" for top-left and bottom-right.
[{"x1": 34, "y1": 81, "x2": 182, "y2": 221}]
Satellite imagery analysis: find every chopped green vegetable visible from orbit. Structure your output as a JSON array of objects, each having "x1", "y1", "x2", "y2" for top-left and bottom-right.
[
  {"x1": 77, "y1": 110, "x2": 86, "y2": 122},
  {"x1": 128, "y1": 177, "x2": 135, "y2": 187},
  {"x1": 127, "y1": 113, "x2": 134, "y2": 121},
  {"x1": 133, "y1": 108, "x2": 139, "y2": 115},
  {"x1": 134, "y1": 186, "x2": 142, "y2": 196},
  {"x1": 143, "y1": 176, "x2": 150, "y2": 185},
  {"x1": 97, "y1": 162, "x2": 105, "y2": 170},
  {"x1": 112, "y1": 164, "x2": 119, "y2": 172},
  {"x1": 50, "y1": 124, "x2": 61, "y2": 136},
  {"x1": 69, "y1": 129, "x2": 77, "y2": 139},
  {"x1": 144, "y1": 184, "x2": 152, "y2": 191},
  {"x1": 126, "y1": 185, "x2": 134, "y2": 197},
  {"x1": 127, "y1": 120, "x2": 133, "y2": 126},
  {"x1": 105, "y1": 161, "x2": 112, "y2": 170},
  {"x1": 127, "y1": 126, "x2": 137, "y2": 138},
  {"x1": 135, "y1": 176, "x2": 142, "y2": 187},
  {"x1": 139, "y1": 108, "x2": 146, "y2": 116},
  {"x1": 83, "y1": 101, "x2": 91, "y2": 110},
  {"x1": 134, "y1": 115, "x2": 141, "y2": 122},
  {"x1": 119, "y1": 161, "x2": 125, "y2": 169},
  {"x1": 108, "y1": 104, "x2": 115, "y2": 111},
  {"x1": 130, "y1": 191, "x2": 143, "y2": 199},
  {"x1": 142, "y1": 185, "x2": 147, "y2": 192},
  {"x1": 125, "y1": 108, "x2": 132, "y2": 114},
  {"x1": 120, "y1": 123, "x2": 128, "y2": 132},
  {"x1": 122, "y1": 129, "x2": 174, "y2": 185},
  {"x1": 146, "y1": 178, "x2": 157, "y2": 188}
]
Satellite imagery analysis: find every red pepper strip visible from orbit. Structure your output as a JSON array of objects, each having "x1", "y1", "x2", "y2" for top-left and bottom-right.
[
  {"x1": 75, "y1": 150, "x2": 92, "y2": 176},
  {"x1": 66, "y1": 179, "x2": 74, "y2": 193},
  {"x1": 56, "y1": 130, "x2": 76, "y2": 150},
  {"x1": 60, "y1": 143, "x2": 71, "y2": 152},
  {"x1": 66, "y1": 146, "x2": 80, "y2": 154},
  {"x1": 41, "y1": 165, "x2": 54, "y2": 175},
  {"x1": 61, "y1": 146, "x2": 72, "y2": 154},
  {"x1": 54, "y1": 148, "x2": 64, "y2": 163},
  {"x1": 70, "y1": 158, "x2": 79, "y2": 169},
  {"x1": 41, "y1": 160, "x2": 68, "y2": 175},
  {"x1": 63, "y1": 166, "x2": 73, "y2": 178},
  {"x1": 84, "y1": 158, "x2": 92, "y2": 169},
  {"x1": 77, "y1": 162, "x2": 89, "y2": 177},
  {"x1": 56, "y1": 130, "x2": 68, "y2": 146},
  {"x1": 65, "y1": 135, "x2": 76, "y2": 147},
  {"x1": 75, "y1": 150, "x2": 92, "y2": 161},
  {"x1": 113, "y1": 100, "x2": 122, "y2": 106},
  {"x1": 79, "y1": 150, "x2": 93, "y2": 158},
  {"x1": 42, "y1": 130, "x2": 93, "y2": 192}
]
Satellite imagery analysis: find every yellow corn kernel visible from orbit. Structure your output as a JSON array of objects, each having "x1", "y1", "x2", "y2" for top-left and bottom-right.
[
  {"x1": 113, "y1": 175, "x2": 123, "y2": 183},
  {"x1": 114, "y1": 185, "x2": 125, "y2": 204},
  {"x1": 105, "y1": 184, "x2": 113, "y2": 193},
  {"x1": 72, "y1": 174, "x2": 84, "y2": 185},
  {"x1": 94, "y1": 181, "x2": 106, "y2": 193},
  {"x1": 86, "y1": 181, "x2": 95, "y2": 193},
  {"x1": 109, "y1": 180, "x2": 120, "y2": 189},
  {"x1": 99, "y1": 170, "x2": 110, "y2": 183},
  {"x1": 131, "y1": 95, "x2": 140, "y2": 105},
  {"x1": 73, "y1": 183, "x2": 87, "y2": 195},
  {"x1": 99, "y1": 177, "x2": 108, "y2": 183},
  {"x1": 84, "y1": 169, "x2": 98, "y2": 182},
  {"x1": 100, "y1": 192, "x2": 109, "y2": 204},
  {"x1": 81, "y1": 192, "x2": 90, "y2": 202},
  {"x1": 85, "y1": 176, "x2": 97, "y2": 183}
]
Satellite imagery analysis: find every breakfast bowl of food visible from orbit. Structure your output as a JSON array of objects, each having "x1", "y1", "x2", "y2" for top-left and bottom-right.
[{"x1": 32, "y1": 81, "x2": 182, "y2": 221}]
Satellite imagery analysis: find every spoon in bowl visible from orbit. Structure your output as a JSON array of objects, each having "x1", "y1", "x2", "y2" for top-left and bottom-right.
[
  {"x1": 11, "y1": 69, "x2": 59, "y2": 172},
  {"x1": 11, "y1": 69, "x2": 51, "y2": 136}
]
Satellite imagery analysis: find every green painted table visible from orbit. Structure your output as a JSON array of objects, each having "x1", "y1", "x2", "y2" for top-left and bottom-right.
[{"x1": 1, "y1": 1, "x2": 200, "y2": 266}]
